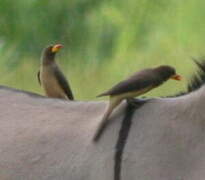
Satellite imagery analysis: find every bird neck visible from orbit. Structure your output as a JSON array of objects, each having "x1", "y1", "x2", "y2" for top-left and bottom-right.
[{"x1": 41, "y1": 54, "x2": 56, "y2": 65}]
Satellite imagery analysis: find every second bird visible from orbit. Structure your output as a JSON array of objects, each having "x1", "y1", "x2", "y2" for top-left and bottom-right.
[
  {"x1": 38, "y1": 44, "x2": 74, "y2": 100},
  {"x1": 93, "y1": 65, "x2": 182, "y2": 142}
]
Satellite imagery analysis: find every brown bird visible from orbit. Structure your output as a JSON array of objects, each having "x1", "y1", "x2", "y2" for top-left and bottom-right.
[
  {"x1": 38, "y1": 44, "x2": 74, "y2": 100},
  {"x1": 93, "y1": 65, "x2": 182, "y2": 142}
]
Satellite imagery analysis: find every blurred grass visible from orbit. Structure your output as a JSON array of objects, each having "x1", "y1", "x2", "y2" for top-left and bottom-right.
[{"x1": 0, "y1": 0, "x2": 205, "y2": 100}]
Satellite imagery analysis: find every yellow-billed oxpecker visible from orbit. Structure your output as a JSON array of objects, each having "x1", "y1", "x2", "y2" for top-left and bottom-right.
[
  {"x1": 93, "y1": 65, "x2": 182, "y2": 142},
  {"x1": 38, "y1": 44, "x2": 74, "y2": 100}
]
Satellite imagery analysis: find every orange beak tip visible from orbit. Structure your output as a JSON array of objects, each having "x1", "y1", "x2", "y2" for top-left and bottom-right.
[
  {"x1": 171, "y1": 74, "x2": 182, "y2": 81},
  {"x1": 55, "y1": 44, "x2": 63, "y2": 48},
  {"x1": 52, "y1": 44, "x2": 63, "y2": 52}
]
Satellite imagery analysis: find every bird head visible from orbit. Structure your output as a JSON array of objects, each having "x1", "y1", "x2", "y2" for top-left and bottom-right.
[
  {"x1": 155, "y1": 65, "x2": 182, "y2": 81},
  {"x1": 41, "y1": 44, "x2": 63, "y2": 64}
]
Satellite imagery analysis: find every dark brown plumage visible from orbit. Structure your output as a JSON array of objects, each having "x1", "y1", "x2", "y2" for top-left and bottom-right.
[
  {"x1": 93, "y1": 65, "x2": 181, "y2": 142},
  {"x1": 38, "y1": 44, "x2": 74, "y2": 100},
  {"x1": 98, "y1": 66, "x2": 180, "y2": 97}
]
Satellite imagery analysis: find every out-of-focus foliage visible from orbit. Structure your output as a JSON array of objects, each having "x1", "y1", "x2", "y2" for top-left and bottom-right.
[{"x1": 0, "y1": 0, "x2": 205, "y2": 99}]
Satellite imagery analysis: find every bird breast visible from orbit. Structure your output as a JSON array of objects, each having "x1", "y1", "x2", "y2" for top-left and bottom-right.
[{"x1": 40, "y1": 65, "x2": 67, "y2": 99}]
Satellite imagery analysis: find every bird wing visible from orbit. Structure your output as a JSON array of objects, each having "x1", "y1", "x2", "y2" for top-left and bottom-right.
[
  {"x1": 37, "y1": 70, "x2": 41, "y2": 85},
  {"x1": 98, "y1": 69, "x2": 156, "y2": 96},
  {"x1": 53, "y1": 67, "x2": 74, "y2": 100}
]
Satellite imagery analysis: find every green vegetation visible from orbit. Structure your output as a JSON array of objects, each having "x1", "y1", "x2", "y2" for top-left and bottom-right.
[{"x1": 0, "y1": 0, "x2": 205, "y2": 100}]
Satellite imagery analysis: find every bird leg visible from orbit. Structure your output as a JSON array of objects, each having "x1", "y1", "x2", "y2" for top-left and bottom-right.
[{"x1": 93, "y1": 96, "x2": 122, "y2": 142}]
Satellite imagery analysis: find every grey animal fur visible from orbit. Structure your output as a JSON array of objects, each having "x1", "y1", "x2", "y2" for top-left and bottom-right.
[{"x1": 1, "y1": 83, "x2": 205, "y2": 179}]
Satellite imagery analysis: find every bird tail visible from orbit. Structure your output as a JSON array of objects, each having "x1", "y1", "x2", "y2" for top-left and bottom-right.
[
  {"x1": 96, "y1": 92, "x2": 109, "y2": 97},
  {"x1": 93, "y1": 96, "x2": 122, "y2": 142},
  {"x1": 93, "y1": 109, "x2": 111, "y2": 142}
]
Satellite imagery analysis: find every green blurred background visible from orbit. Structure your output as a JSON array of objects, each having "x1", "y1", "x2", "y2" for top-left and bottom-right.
[{"x1": 0, "y1": 0, "x2": 204, "y2": 100}]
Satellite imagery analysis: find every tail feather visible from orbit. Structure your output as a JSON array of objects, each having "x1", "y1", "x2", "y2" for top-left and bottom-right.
[
  {"x1": 93, "y1": 97, "x2": 122, "y2": 142},
  {"x1": 93, "y1": 116, "x2": 109, "y2": 142},
  {"x1": 96, "y1": 91, "x2": 109, "y2": 97},
  {"x1": 93, "y1": 102, "x2": 113, "y2": 142}
]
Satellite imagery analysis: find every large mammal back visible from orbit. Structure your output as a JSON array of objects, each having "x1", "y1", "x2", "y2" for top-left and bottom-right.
[
  {"x1": 1, "y1": 84, "x2": 205, "y2": 180},
  {"x1": 0, "y1": 86, "x2": 124, "y2": 180}
]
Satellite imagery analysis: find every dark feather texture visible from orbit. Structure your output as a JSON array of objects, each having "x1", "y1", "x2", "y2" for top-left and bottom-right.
[
  {"x1": 97, "y1": 66, "x2": 176, "y2": 97},
  {"x1": 53, "y1": 67, "x2": 74, "y2": 100}
]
